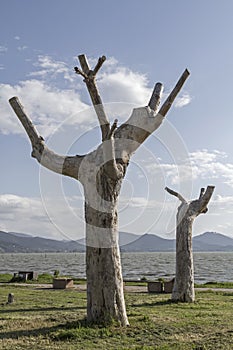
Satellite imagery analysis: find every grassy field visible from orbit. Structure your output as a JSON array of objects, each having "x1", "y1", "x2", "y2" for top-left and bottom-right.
[{"x1": 0, "y1": 283, "x2": 232, "y2": 349}]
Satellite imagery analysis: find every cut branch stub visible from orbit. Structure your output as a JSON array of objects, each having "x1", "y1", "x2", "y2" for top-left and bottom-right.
[
  {"x1": 199, "y1": 185, "x2": 215, "y2": 213},
  {"x1": 103, "y1": 118, "x2": 123, "y2": 180},
  {"x1": 93, "y1": 55, "x2": 106, "y2": 76},
  {"x1": 74, "y1": 66, "x2": 88, "y2": 80},
  {"x1": 107, "y1": 119, "x2": 118, "y2": 140},
  {"x1": 199, "y1": 187, "x2": 205, "y2": 199},
  {"x1": 148, "y1": 82, "x2": 163, "y2": 112},
  {"x1": 75, "y1": 54, "x2": 110, "y2": 141},
  {"x1": 9, "y1": 97, "x2": 42, "y2": 147},
  {"x1": 159, "y1": 68, "x2": 190, "y2": 117}
]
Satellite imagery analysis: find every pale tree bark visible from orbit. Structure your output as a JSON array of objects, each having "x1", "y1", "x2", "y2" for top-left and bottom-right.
[
  {"x1": 165, "y1": 186, "x2": 215, "y2": 302},
  {"x1": 9, "y1": 54, "x2": 189, "y2": 326}
]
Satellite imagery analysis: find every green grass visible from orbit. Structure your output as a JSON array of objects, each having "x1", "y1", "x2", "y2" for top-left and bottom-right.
[
  {"x1": 0, "y1": 285, "x2": 232, "y2": 349},
  {"x1": 0, "y1": 274, "x2": 13, "y2": 283},
  {"x1": 195, "y1": 281, "x2": 233, "y2": 289},
  {"x1": 1, "y1": 273, "x2": 233, "y2": 289},
  {"x1": 0, "y1": 273, "x2": 87, "y2": 285}
]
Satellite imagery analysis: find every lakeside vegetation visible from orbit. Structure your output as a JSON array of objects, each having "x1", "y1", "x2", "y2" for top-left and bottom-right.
[
  {"x1": 0, "y1": 280, "x2": 232, "y2": 349},
  {"x1": 1, "y1": 273, "x2": 233, "y2": 289}
]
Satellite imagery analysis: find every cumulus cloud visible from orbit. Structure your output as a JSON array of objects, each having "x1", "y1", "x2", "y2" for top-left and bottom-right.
[
  {"x1": 0, "y1": 194, "x2": 45, "y2": 235},
  {"x1": 189, "y1": 150, "x2": 233, "y2": 187},
  {"x1": 0, "y1": 54, "x2": 192, "y2": 137},
  {"x1": 98, "y1": 66, "x2": 151, "y2": 105},
  {"x1": 30, "y1": 55, "x2": 75, "y2": 83},
  {"x1": 146, "y1": 149, "x2": 233, "y2": 189},
  {"x1": 0, "y1": 193, "x2": 84, "y2": 240},
  {"x1": 0, "y1": 79, "x2": 89, "y2": 137}
]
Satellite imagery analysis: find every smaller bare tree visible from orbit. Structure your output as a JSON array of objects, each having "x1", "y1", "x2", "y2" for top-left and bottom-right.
[{"x1": 165, "y1": 185, "x2": 215, "y2": 302}]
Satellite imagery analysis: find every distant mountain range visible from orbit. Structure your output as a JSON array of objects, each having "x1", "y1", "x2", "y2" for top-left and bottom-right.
[{"x1": 0, "y1": 230, "x2": 233, "y2": 253}]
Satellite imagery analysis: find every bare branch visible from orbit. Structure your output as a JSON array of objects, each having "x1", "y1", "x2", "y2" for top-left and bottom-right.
[
  {"x1": 103, "y1": 119, "x2": 122, "y2": 180},
  {"x1": 199, "y1": 187, "x2": 205, "y2": 199},
  {"x1": 76, "y1": 54, "x2": 110, "y2": 141},
  {"x1": 148, "y1": 82, "x2": 163, "y2": 112},
  {"x1": 199, "y1": 185, "x2": 215, "y2": 213},
  {"x1": 74, "y1": 66, "x2": 88, "y2": 80},
  {"x1": 165, "y1": 186, "x2": 187, "y2": 204},
  {"x1": 108, "y1": 118, "x2": 118, "y2": 139},
  {"x1": 9, "y1": 97, "x2": 42, "y2": 146},
  {"x1": 9, "y1": 97, "x2": 82, "y2": 180},
  {"x1": 93, "y1": 56, "x2": 106, "y2": 76},
  {"x1": 159, "y1": 69, "x2": 190, "y2": 117}
]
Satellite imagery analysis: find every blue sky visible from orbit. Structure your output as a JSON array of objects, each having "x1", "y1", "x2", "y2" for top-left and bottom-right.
[{"x1": 0, "y1": 0, "x2": 233, "y2": 240}]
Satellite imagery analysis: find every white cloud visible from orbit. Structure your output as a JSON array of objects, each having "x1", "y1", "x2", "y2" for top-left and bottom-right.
[
  {"x1": 189, "y1": 150, "x2": 233, "y2": 187},
  {"x1": 14, "y1": 36, "x2": 20, "y2": 40},
  {"x1": 174, "y1": 93, "x2": 191, "y2": 108},
  {"x1": 146, "y1": 149, "x2": 233, "y2": 189},
  {"x1": 0, "y1": 54, "x2": 192, "y2": 138},
  {"x1": 17, "y1": 45, "x2": 28, "y2": 51},
  {"x1": 0, "y1": 79, "x2": 89, "y2": 137},
  {"x1": 0, "y1": 193, "x2": 84, "y2": 240},
  {"x1": 99, "y1": 67, "x2": 151, "y2": 105},
  {"x1": 0, "y1": 45, "x2": 8, "y2": 53},
  {"x1": 30, "y1": 55, "x2": 75, "y2": 83}
]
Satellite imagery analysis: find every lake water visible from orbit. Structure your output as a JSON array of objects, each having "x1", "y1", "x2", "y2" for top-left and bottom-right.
[{"x1": 0, "y1": 252, "x2": 232, "y2": 283}]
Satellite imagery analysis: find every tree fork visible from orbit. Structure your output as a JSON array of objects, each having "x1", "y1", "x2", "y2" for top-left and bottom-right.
[
  {"x1": 9, "y1": 54, "x2": 190, "y2": 326},
  {"x1": 75, "y1": 55, "x2": 110, "y2": 141}
]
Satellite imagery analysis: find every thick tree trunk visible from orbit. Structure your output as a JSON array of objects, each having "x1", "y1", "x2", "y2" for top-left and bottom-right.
[
  {"x1": 85, "y1": 226, "x2": 128, "y2": 325},
  {"x1": 165, "y1": 186, "x2": 215, "y2": 303},
  {"x1": 84, "y1": 167, "x2": 128, "y2": 325},
  {"x1": 172, "y1": 210, "x2": 195, "y2": 302}
]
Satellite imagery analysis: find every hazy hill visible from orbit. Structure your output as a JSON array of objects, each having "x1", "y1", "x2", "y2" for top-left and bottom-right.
[
  {"x1": 194, "y1": 231, "x2": 233, "y2": 247},
  {"x1": 120, "y1": 233, "x2": 174, "y2": 252},
  {"x1": 121, "y1": 231, "x2": 233, "y2": 252},
  {"x1": 0, "y1": 230, "x2": 232, "y2": 253},
  {"x1": 0, "y1": 231, "x2": 85, "y2": 253},
  {"x1": 77, "y1": 231, "x2": 138, "y2": 247}
]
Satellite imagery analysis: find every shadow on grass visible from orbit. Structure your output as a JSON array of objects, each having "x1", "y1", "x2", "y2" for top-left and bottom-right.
[
  {"x1": 133, "y1": 299, "x2": 175, "y2": 307},
  {"x1": 0, "y1": 318, "x2": 89, "y2": 340},
  {"x1": 0, "y1": 305, "x2": 86, "y2": 314}
]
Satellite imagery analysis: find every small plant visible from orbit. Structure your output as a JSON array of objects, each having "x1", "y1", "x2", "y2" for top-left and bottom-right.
[
  {"x1": 53, "y1": 270, "x2": 60, "y2": 277},
  {"x1": 140, "y1": 276, "x2": 147, "y2": 281},
  {"x1": 158, "y1": 277, "x2": 165, "y2": 283}
]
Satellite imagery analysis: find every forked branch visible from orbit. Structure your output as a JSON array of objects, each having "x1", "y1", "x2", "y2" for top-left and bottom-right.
[
  {"x1": 74, "y1": 54, "x2": 110, "y2": 141},
  {"x1": 165, "y1": 185, "x2": 215, "y2": 216}
]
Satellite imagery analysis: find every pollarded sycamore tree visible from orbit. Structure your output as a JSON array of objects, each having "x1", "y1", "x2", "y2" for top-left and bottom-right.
[
  {"x1": 165, "y1": 186, "x2": 215, "y2": 302},
  {"x1": 9, "y1": 54, "x2": 189, "y2": 326}
]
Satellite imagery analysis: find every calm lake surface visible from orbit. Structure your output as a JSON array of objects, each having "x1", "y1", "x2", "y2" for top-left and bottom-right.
[{"x1": 0, "y1": 252, "x2": 232, "y2": 283}]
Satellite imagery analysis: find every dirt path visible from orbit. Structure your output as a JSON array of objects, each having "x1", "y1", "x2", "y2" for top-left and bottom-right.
[{"x1": 1, "y1": 283, "x2": 233, "y2": 294}]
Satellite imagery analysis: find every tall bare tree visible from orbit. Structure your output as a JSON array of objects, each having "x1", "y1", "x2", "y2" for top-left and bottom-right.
[
  {"x1": 9, "y1": 54, "x2": 189, "y2": 326},
  {"x1": 165, "y1": 186, "x2": 215, "y2": 302}
]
